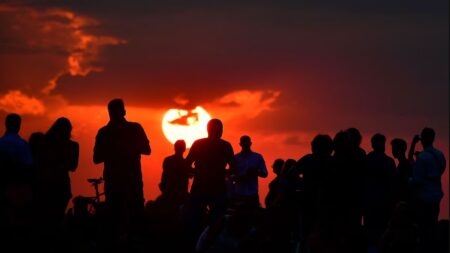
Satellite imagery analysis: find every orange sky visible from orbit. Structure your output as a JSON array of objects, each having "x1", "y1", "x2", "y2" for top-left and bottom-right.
[{"x1": 0, "y1": 2, "x2": 448, "y2": 219}]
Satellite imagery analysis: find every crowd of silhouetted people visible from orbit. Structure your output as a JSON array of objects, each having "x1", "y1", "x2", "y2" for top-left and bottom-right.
[{"x1": 0, "y1": 98, "x2": 448, "y2": 253}]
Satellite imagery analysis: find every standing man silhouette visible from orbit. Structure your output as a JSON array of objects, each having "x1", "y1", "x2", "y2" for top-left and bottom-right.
[
  {"x1": 364, "y1": 133, "x2": 396, "y2": 250},
  {"x1": 410, "y1": 128, "x2": 446, "y2": 253},
  {"x1": 233, "y1": 135, "x2": 267, "y2": 208},
  {"x1": 0, "y1": 113, "x2": 33, "y2": 236},
  {"x1": 93, "y1": 99, "x2": 151, "y2": 239},
  {"x1": 159, "y1": 139, "x2": 193, "y2": 204},
  {"x1": 185, "y1": 119, "x2": 236, "y2": 243}
]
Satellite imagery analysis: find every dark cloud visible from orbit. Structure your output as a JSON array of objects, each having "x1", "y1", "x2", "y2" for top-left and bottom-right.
[
  {"x1": 13, "y1": 0, "x2": 449, "y2": 17},
  {"x1": 50, "y1": 6, "x2": 447, "y2": 105}
]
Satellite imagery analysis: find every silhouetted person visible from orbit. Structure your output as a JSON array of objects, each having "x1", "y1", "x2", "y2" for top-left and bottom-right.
[
  {"x1": 364, "y1": 133, "x2": 396, "y2": 250},
  {"x1": 93, "y1": 98, "x2": 151, "y2": 241},
  {"x1": 159, "y1": 139, "x2": 193, "y2": 204},
  {"x1": 0, "y1": 113, "x2": 33, "y2": 180},
  {"x1": 410, "y1": 128, "x2": 446, "y2": 253},
  {"x1": 28, "y1": 132, "x2": 45, "y2": 176},
  {"x1": 332, "y1": 131, "x2": 362, "y2": 227},
  {"x1": 232, "y1": 135, "x2": 268, "y2": 208},
  {"x1": 31, "y1": 117, "x2": 78, "y2": 251},
  {"x1": 347, "y1": 127, "x2": 366, "y2": 156},
  {"x1": 0, "y1": 113, "x2": 33, "y2": 242},
  {"x1": 295, "y1": 134, "x2": 333, "y2": 241},
  {"x1": 325, "y1": 131, "x2": 366, "y2": 252},
  {"x1": 391, "y1": 138, "x2": 413, "y2": 203},
  {"x1": 270, "y1": 157, "x2": 305, "y2": 252},
  {"x1": 264, "y1": 159, "x2": 284, "y2": 209},
  {"x1": 272, "y1": 158, "x2": 284, "y2": 176},
  {"x1": 184, "y1": 119, "x2": 236, "y2": 247},
  {"x1": 276, "y1": 158, "x2": 299, "y2": 207},
  {"x1": 278, "y1": 158, "x2": 299, "y2": 193},
  {"x1": 346, "y1": 127, "x2": 366, "y2": 226},
  {"x1": 35, "y1": 118, "x2": 79, "y2": 225}
]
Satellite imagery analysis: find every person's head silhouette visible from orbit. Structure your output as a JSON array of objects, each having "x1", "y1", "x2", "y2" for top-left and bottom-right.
[
  {"x1": 391, "y1": 138, "x2": 407, "y2": 159},
  {"x1": 333, "y1": 131, "x2": 351, "y2": 156},
  {"x1": 29, "y1": 132, "x2": 45, "y2": 157},
  {"x1": 311, "y1": 134, "x2": 333, "y2": 157},
  {"x1": 347, "y1": 127, "x2": 362, "y2": 149},
  {"x1": 207, "y1": 119, "x2": 223, "y2": 139},
  {"x1": 47, "y1": 117, "x2": 72, "y2": 141},
  {"x1": 371, "y1": 133, "x2": 386, "y2": 153},
  {"x1": 239, "y1": 135, "x2": 252, "y2": 153},
  {"x1": 272, "y1": 158, "x2": 284, "y2": 176},
  {"x1": 108, "y1": 98, "x2": 126, "y2": 122},
  {"x1": 174, "y1": 139, "x2": 186, "y2": 155},
  {"x1": 5, "y1": 113, "x2": 21, "y2": 134},
  {"x1": 420, "y1": 127, "x2": 435, "y2": 148}
]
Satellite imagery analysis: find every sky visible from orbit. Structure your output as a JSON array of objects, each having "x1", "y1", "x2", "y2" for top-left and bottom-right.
[{"x1": 0, "y1": 1, "x2": 448, "y2": 218}]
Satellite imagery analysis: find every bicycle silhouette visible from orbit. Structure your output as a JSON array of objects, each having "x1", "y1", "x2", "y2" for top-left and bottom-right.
[{"x1": 68, "y1": 177, "x2": 105, "y2": 217}]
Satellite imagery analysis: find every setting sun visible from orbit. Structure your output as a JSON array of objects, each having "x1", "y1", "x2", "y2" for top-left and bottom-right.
[{"x1": 162, "y1": 106, "x2": 211, "y2": 148}]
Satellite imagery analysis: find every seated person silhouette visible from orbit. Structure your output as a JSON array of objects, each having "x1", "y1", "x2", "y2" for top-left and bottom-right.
[{"x1": 159, "y1": 140, "x2": 193, "y2": 205}]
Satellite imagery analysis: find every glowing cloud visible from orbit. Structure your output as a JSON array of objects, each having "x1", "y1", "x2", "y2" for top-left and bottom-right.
[
  {"x1": 0, "y1": 90, "x2": 45, "y2": 115},
  {"x1": 0, "y1": 3, "x2": 125, "y2": 94},
  {"x1": 215, "y1": 90, "x2": 281, "y2": 118}
]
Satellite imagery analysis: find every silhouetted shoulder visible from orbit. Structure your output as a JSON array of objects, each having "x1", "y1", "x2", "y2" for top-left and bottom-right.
[
  {"x1": 220, "y1": 139, "x2": 233, "y2": 148},
  {"x1": 357, "y1": 147, "x2": 367, "y2": 157},
  {"x1": 127, "y1": 121, "x2": 144, "y2": 130},
  {"x1": 189, "y1": 138, "x2": 209, "y2": 152},
  {"x1": 128, "y1": 121, "x2": 147, "y2": 136},
  {"x1": 192, "y1": 138, "x2": 208, "y2": 146},
  {"x1": 162, "y1": 154, "x2": 176, "y2": 168},
  {"x1": 387, "y1": 156, "x2": 395, "y2": 164},
  {"x1": 251, "y1": 151, "x2": 264, "y2": 158},
  {"x1": 96, "y1": 125, "x2": 109, "y2": 136},
  {"x1": 297, "y1": 154, "x2": 314, "y2": 163},
  {"x1": 70, "y1": 140, "x2": 79, "y2": 148}
]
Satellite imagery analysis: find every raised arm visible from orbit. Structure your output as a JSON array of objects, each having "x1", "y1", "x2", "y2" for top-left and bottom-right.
[{"x1": 408, "y1": 135, "x2": 420, "y2": 162}]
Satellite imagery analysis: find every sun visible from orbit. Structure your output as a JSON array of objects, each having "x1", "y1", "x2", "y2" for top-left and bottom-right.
[{"x1": 162, "y1": 106, "x2": 211, "y2": 148}]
